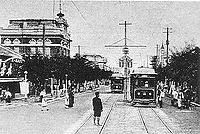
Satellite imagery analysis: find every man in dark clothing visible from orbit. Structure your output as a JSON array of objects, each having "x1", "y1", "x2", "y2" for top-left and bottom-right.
[
  {"x1": 92, "y1": 92, "x2": 103, "y2": 125},
  {"x1": 68, "y1": 90, "x2": 74, "y2": 107}
]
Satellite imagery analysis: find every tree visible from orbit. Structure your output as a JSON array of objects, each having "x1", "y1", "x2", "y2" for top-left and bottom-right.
[{"x1": 155, "y1": 44, "x2": 199, "y2": 90}]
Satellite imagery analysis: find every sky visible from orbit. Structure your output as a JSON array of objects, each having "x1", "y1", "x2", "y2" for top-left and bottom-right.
[{"x1": 1, "y1": 0, "x2": 200, "y2": 68}]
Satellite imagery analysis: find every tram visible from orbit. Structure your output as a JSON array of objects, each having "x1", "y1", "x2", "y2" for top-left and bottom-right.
[
  {"x1": 130, "y1": 67, "x2": 157, "y2": 106},
  {"x1": 110, "y1": 73, "x2": 124, "y2": 93}
]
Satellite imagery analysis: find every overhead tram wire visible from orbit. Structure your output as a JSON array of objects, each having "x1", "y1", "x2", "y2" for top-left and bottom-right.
[
  {"x1": 69, "y1": 0, "x2": 104, "y2": 42},
  {"x1": 70, "y1": 0, "x2": 95, "y2": 33},
  {"x1": 70, "y1": 0, "x2": 88, "y2": 24}
]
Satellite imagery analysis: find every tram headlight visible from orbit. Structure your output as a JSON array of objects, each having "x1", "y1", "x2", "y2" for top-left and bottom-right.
[{"x1": 149, "y1": 92, "x2": 152, "y2": 95}]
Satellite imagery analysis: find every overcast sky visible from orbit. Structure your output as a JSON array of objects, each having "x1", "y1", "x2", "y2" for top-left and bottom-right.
[{"x1": 1, "y1": 0, "x2": 200, "y2": 68}]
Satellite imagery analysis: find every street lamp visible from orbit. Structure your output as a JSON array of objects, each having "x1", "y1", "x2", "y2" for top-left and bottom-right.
[{"x1": 24, "y1": 71, "x2": 28, "y2": 82}]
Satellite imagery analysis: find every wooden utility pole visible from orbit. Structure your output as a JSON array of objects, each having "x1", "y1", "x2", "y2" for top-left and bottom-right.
[
  {"x1": 163, "y1": 27, "x2": 172, "y2": 65},
  {"x1": 43, "y1": 24, "x2": 45, "y2": 56},
  {"x1": 105, "y1": 21, "x2": 146, "y2": 101}
]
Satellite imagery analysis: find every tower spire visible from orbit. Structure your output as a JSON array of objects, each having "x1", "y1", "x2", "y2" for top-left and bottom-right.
[{"x1": 57, "y1": 0, "x2": 64, "y2": 18}]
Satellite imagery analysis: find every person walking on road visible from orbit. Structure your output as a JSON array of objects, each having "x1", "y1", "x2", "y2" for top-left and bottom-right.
[
  {"x1": 41, "y1": 96, "x2": 49, "y2": 111},
  {"x1": 64, "y1": 91, "x2": 69, "y2": 109},
  {"x1": 39, "y1": 89, "x2": 45, "y2": 103},
  {"x1": 158, "y1": 89, "x2": 165, "y2": 108},
  {"x1": 5, "y1": 90, "x2": 12, "y2": 103},
  {"x1": 68, "y1": 90, "x2": 74, "y2": 107},
  {"x1": 92, "y1": 91, "x2": 103, "y2": 126}
]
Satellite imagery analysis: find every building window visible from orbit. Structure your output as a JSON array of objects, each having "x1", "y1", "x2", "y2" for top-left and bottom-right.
[
  {"x1": 37, "y1": 39, "x2": 43, "y2": 44},
  {"x1": 13, "y1": 38, "x2": 20, "y2": 44},
  {"x1": 50, "y1": 47, "x2": 60, "y2": 56},
  {"x1": 4, "y1": 38, "x2": 11, "y2": 44},
  {"x1": 30, "y1": 47, "x2": 36, "y2": 54},
  {"x1": 45, "y1": 47, "x2": 50, "y2": 56},
  {"x1": 14, "y1": 47, "x2": 20, "y2": 53},
  {"x1": 25, "y1": 47, "x2": 31, "y2": 55},
  {"x1": 19, "y1": 47, "x2": 25, "y2": 54},
  {"x1": 29, "y1": 38, "x2": 36, "y2": 44},
  {"x1": 38, "y1": 47, "x2": 43, "y2": 54},
  {"x1": 45, "y1": 38, "x2": 52, "y2": 44}
]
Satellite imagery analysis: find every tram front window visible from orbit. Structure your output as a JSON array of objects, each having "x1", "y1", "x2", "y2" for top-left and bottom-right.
[
  {"x1": 135, "y1": 79, "x2": 154, "y2": 88},
  {"x1": 112, "y1": 79, "x2": 123, "y2": 84}
]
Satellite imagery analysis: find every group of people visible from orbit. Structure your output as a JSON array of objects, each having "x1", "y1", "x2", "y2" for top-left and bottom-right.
[
  {"x1": 170, "y1": 82, "x2": 194, "y2": 110},
  {"x1": 40, "y1": 88, "x2": 75, "y2": 111},
  {"x1": 156, "y1": 81, "x2": 194, "y2": 110}
]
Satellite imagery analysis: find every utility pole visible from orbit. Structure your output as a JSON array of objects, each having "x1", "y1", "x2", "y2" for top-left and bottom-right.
[
  {"x1": 119, "y1": 21, "x2": 132, "y2": 101},
  {"x1": 43, "y1": 24, "x2": 45, "y2": 56},
  {"x1": 163, "y1": 27, "x2": 172, "y2": 65},
  {"x1": 19, "y1": 23, "x2": 24, "y2": 53},
  {"x1": 105, "y1": 21, "x2": 146, "y2": 101},
  {"x1": 156, "y1": 44, "x2": 159, "y2": 66},
  {"x1": 156, "y1": 44, "x2": 159, "y2": 57}
]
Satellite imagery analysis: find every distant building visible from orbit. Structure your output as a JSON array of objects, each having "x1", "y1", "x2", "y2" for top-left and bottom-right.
[
  {"x1": 83, "y1": 54, "x2": 107, "y2": 70},
  {"x1": 0, "y1": 11, "x2": 71, "y2": 57}
]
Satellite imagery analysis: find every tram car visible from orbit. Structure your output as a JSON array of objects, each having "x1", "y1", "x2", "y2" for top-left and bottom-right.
[
  {"x1": 110, "y1": 73, "x2": 124, "y2": 93},
  {"x1": 130, "y1": 67, "x2": 157, "y2": 105}
]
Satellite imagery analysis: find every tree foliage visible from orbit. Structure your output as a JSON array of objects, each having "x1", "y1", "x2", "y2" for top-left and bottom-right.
[
  {"x1": 155, "y1": 44, "x2": 199, "y2": 89},
  {"x1": 22, "y1": 54, "x2": 112, "y2": 86}
]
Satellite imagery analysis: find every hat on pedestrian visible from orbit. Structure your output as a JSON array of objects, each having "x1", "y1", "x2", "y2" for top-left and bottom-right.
[{"x1": 95, "y1": 92, "x2": 99, "y2": 96}]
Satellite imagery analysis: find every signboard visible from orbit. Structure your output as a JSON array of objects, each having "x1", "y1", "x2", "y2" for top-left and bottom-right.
[{"x1": 20, "y1": 81, "x2": 29, "y2": 94}]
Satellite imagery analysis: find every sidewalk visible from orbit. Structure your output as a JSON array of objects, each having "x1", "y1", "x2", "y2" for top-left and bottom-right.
[{"x1": 0, "y1": 86, "x2": 101, "y2": 107}]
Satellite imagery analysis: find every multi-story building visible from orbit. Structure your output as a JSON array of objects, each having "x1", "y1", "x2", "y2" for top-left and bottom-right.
[{"x1": 0, "y1": 12, "x2": 71, "y2": 57}]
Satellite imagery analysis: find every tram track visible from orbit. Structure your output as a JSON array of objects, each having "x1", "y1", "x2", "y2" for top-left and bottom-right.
[
  {"x1": 138, "y1": 107, "x2": 174, "y2": 134},
  {"x1": 73, "y1": 94, "x2": 119, "y2": 134},
  {"x1": 151, "y1": 108, "x2": 174, "y2": 134},
  {"x1": 97, "y1": 95, "x2": 117, "y2": 134}
]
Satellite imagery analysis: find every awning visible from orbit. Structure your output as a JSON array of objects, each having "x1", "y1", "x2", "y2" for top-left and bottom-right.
[{"x1": 0, "y1": 78, "x2": 24, "y2": 83}]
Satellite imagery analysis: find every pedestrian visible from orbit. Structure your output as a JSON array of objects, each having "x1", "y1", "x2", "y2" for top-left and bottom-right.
[
  {"x1": 177, "y1": 90, "x2": 184, "y2": 109},
  {"x1": 5, "y1": 90, "x2": 12, "y2": 103},
  {"x1": 184, "y1": 87, "x2": 193, "y2": 109},
  {"x1": 64, "y1": 91, "x2": 69, "y2": 109},
  {"x1": 68, "y1": 90, "x2": 74, "y2": 107},
  {"x1": 158, "y1": 89, "x2": 165, "y2": 108},
  {"x1": 41, "y1": 96, "x2": 49, "y2": 111},
  {"x1": 39, "y1": 89, "x2": 45, "y2": 103},
  {"x1": 156, "y1": 82, "x2": 161, "y2": 107},
  {"x1": 92, "y1": 91, "x2": 103, "y2": 126},
  {"x1": 170, "y1": 82, "x2": 176, "y2": 106}
]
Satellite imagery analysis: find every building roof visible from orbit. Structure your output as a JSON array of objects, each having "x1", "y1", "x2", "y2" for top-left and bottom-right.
[
  {"x1": 131, "y1": 67, "x2": 157, "y2": 75},
  {"x1": 111, "y1": 73, "x2": 124, "y2": 78}
]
